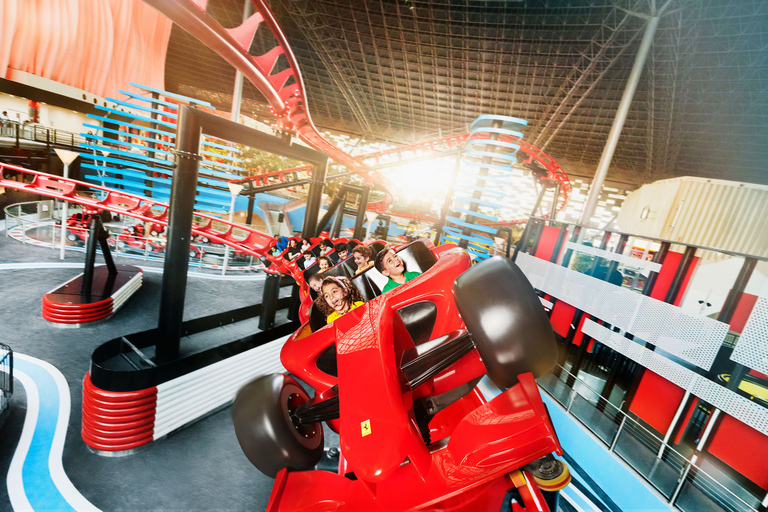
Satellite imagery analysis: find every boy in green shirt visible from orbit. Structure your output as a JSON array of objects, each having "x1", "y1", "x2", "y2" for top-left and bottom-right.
[{"x1": 375, "y1": 248, "x2": 421, "y2": 293}]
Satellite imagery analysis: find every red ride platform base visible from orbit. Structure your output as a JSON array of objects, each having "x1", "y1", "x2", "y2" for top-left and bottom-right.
[{"x1": 42, "y1": 265, "x2": 143, "y2": 327}]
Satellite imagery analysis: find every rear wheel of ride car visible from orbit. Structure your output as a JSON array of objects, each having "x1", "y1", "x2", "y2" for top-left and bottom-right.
[
  {"x1": 232, "y1": 374, "x2": 323, "y2": 478},
  {"x1": 453, "y1": 256, "x2": 558, "y2": 389},
  {"x1": 66, "y1": 233, "x2": 78, "y2": 242}
]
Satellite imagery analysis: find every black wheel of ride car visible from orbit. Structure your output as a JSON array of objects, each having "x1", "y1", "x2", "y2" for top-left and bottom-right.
[
  {"x1": 189, "y1": 249, "x2": 197, "y2": 258},
  {"x1": 117, "y1": 240, "x2": 126, "y2": 251},
  {"x1": 453, "y1": 256, "x2": 557, "y2": 389},
  {"x1": 232, "y1": 374, "x2": 323, "y2": 478},
  {"x1": 66, "y1": 233, "x2": 78, "y2": 242}
]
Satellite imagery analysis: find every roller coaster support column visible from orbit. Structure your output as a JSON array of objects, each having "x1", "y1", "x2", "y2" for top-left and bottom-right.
[
  {"x1": 512, "y1": 185, "x2": 549, "y2": 261},
  {"x1": 245, "y1": 181, "x2": 256, "y2": 226},
  {"x1": 81, "y1": 216, "x2": 116, "y2": 296},
  {"x1": 259, "y1": 270, "x2": 281, "y2": 330},
  {"x1": 353, "y1": 185, "x2": 370, "y2": 241},
  {"x1": 331, "y1": 189, "x2": 347, "y2": 238},
  {"x1": 157, "y1": 106, "x2": 202, "y2": 363},
  {"x1": 54, "y1": 149, "x2": 79, "y2": 260},
  {"x1": 303, "y1": 161, "x2": 328, "y2": 238},
  {"x1": 579, "y1": 6, "x2": 665, "y2": 225}
]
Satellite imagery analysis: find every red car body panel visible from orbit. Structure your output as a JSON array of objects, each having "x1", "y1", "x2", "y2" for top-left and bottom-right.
[{"x1": 275, "y1": 249, "x2": 562, "y2": 510}]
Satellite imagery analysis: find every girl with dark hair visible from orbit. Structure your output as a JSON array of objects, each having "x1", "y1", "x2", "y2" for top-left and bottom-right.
[{"x1": 316, "y1": 276, "x2": 365, "y2": 323}]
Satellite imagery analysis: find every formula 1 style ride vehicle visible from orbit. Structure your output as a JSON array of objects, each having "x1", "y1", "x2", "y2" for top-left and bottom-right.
[
  {"x1": 64, "y1": 207, "x2": 108, "y2": 245},
  {"x1": 232, "y1": 241, "x2": 569, "y2": 511}
]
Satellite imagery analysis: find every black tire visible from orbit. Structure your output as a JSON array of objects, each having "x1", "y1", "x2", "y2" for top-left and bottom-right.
[
  {"x1": 117, "y1": 240, "x2": 126, "y2": 251},
  {"x1": 189, "y1": 249, "x2": 197, "y2": 258},
  {"x1": 66, "y1": 233, "x2": 78, "y2": 242},
  {"x1": 232, "y1": 374, "x2": 323, "y2": 478},
  {"x1": 453, "y1": 256, "x2": 557, "y2": 389}
]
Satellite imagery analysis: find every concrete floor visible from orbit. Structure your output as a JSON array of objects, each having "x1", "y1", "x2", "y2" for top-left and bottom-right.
[{"x1": 0, "y1": 231, "x2": 291, "y2": 511}]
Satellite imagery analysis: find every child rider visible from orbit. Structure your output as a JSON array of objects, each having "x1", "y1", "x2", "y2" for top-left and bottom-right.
[
  {"x1": 352, "y1": 245, "x2": 374, "y2": 274},
  {"x1": 316, "y1": 255, "x2": 331, "y2": 272},
  {"x1": 335, "y1": 242, "x2": 349, "y2": 260},
  {"x1": 318, "y1": 276, "x2": 365, "y2": 323},
  {"x1": 375, "y1": 248, "x2": 421, "y2": 293},
  {"x1": 307, "y1": 273, "x2": 324, "y2": 294}
]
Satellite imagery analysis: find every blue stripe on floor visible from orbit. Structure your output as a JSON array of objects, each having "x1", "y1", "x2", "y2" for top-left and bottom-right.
[{"x1": 8, "y1": 354, "x2": 100, "y2": 511}]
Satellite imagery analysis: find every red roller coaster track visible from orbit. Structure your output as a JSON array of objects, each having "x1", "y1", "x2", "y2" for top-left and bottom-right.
[
  {"x1": 0, "y1": 163, "x2": 275, "y2": 257},
  {"x1": 140, "y1": 0, "x2": 570, "y2": 228},
  {"x1": 142, "y1": 0, "x2": 393, "y2": 212},
  {"x1": 233, "y1": 132, "x2": 571, "y2": 225}
]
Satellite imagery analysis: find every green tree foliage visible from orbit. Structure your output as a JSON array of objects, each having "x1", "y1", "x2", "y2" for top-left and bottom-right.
[{"x1": 238, "y1": 145, "x2": 303, "y2": 175}]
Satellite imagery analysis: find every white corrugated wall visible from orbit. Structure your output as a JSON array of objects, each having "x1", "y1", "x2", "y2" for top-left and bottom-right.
[{"x1": 617, "y1": 177, "x2": 768, "y2": 258}]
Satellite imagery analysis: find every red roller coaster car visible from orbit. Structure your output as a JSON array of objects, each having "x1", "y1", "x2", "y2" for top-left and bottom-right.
[
  {"x1": 64, "y1": 207, "x2": 107, "y2": 244},
  {"x1": 232, "y1": 242, "x2": 569, "y2": 511},
  {"x1": 116, "y1": 223, "x2": 204, "y2": 260}
]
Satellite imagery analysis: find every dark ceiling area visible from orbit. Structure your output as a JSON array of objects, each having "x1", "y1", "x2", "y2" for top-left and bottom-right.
[{"x1": 164, "y1": 0, "x2": 768, "y2": 187}]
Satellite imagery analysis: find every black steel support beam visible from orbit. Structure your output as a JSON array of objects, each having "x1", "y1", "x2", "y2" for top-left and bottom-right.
[
  {"x1": 154, "y1": 106, "x2": 328, "y2": 363},
  {"x1": 157, "y1": 106, "x2": 202, "y2": 362},
  {"x1": 303, "y1": 162, "x2": 328, "y2": 238},
  {"x1": 353, "y1": 185, "x2": 370, "y2": 241},
  {"x1": 259, "y1": 272, "x2": 281, "y2": 330},
  {"x1": 331, "y1": 191, "x2": 347, "y2": 238},
  {"x1": 316, "y1": 188, "x2": 345, "y2": 234}
]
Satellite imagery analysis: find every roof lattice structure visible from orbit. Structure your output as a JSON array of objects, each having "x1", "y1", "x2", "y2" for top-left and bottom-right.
[{"x1": 164, "y1": 0, "x2": 768, "y2": 187}]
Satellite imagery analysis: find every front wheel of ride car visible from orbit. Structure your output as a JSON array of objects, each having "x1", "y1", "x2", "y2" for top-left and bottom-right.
[
  {"x1": 453, "y1": 256, "x2": 558, "y2": 389},
  {"x1": 232, "y1": 373, "x2": 324, "y2": 478}
]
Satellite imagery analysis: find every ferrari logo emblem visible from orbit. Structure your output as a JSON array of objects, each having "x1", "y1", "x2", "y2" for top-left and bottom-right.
[{"x1": 361, "y1": 419, "x2": 372, "y2": 437}]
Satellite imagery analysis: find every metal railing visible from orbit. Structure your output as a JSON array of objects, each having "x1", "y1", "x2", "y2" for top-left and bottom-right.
[
  {"x1": 539, "y1": 366, "x2": 762, "y2": 512},
  {"x1": 0, "y1": 343, "x2": 13, "y2": 414},
  {"x1": 4, "y1": 201, "x2": 259, "y2": 273},
  {"x1": 0, "y1": 121, "x2": 87, "y2": 148}
]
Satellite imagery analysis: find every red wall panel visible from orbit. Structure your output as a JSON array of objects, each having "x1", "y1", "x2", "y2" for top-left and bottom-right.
[
  {"x1": 673, "y1": 255, "x2": 698, "y2": 307},
  {"x1": 728, "y1": 292, "x2": 758, "y2": 334},
  {"x1": 534, "y1": 225, "x2": 561, "y2": 262},
  {"x1": 650, "y1": 251, "x2": 699, "y2": 304},
  {"x1": 707, "y1": 414, "x2": 768, "y2": 490},
  {"x1": 572, "y1": 314, "x2": 590, "y2": 347},
  {"x1": 550, "y1": 300, "x2": 576, "y2": 338},
  {"x1": 628, "y1": 370, "x2": 686, "y2": 434}
]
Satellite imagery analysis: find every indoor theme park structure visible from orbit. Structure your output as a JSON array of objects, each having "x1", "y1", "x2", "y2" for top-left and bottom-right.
[{"x1": 1, "y1": 1, "x2": 768, "y2": 512}]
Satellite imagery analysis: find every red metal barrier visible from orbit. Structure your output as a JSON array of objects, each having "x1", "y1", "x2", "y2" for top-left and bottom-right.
[{"x1": 82, "y1": 373, "x2": 157, "y2": 452}]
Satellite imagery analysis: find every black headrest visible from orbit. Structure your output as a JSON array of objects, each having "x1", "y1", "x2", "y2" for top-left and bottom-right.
[
  {"x1": 340, "y1": 256, "x2": 358, "y2": 275},
  {"x1": 350, "y1": 273, "x2": 380, "y2": 303},
  {"x1": 396, "y1": 301, "x2": 437, "y2": 346},
  {"x1": 369, "y1": 241, "x2": 386, "y2": 256},
  {"x1": 308, "y1": 301, "x2": 327, "y2": 332},
  {"x1": 396, "y1": 239, "x2": 436, "y2": 274}
]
